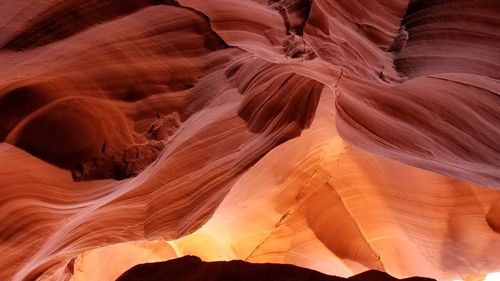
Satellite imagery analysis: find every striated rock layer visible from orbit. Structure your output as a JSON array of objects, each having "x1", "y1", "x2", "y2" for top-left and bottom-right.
[{"x1": 0, "y1": 0, "x2": 499, "y2": 281}]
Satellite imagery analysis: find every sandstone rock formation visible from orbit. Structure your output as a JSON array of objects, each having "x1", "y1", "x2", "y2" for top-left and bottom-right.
[
  {"x1": 0, "y1": 0, "x2": 499, "y2": 281},
  {"x1": 116, "y1": 255, "x2": 436, "y2": 281}
]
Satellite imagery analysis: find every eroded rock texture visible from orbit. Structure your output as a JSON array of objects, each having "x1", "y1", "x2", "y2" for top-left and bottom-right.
[{"x1": 0, "y1": 0, "x2": 499, "y2": 281}]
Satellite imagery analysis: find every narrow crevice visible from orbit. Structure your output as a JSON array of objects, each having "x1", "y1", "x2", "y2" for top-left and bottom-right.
[
  {"x1": 325, "y1": 180, "x2": 386, "y2": 271},
  {"x1": 245, "y1": 166, "x2": 321, "y2": 261},
  {"x1": 268, "y1": 0, "x2": 317, "y2": 60}
]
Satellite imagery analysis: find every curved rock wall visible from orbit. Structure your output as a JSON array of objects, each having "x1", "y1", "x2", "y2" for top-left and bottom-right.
[{"x1": 0, "y1": 0, "x2": 499, "y2": 280}]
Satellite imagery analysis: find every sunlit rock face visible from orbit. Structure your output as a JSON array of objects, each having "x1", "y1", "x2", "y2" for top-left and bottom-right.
[{"x1": 0, "y1": 0, "x2": 498, "y2": 281}]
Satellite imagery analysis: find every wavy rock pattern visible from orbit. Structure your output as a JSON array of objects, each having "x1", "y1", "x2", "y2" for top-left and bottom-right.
[
  {"x1": 0, "y1": 0, "x2": 499, "y2": 281},
  {"x1": 394, "y1": 0, "x2": 500, "y2": 79}
]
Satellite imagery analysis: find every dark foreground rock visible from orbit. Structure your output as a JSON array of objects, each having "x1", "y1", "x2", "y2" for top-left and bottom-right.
[{"x1": 116, "y1": 256, "x2": 436, "y2": 281}]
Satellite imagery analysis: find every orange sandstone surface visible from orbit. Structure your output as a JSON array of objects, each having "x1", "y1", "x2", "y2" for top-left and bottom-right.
[{"x1": 0, "y1": 0, "x2": 499, "y2": 280}]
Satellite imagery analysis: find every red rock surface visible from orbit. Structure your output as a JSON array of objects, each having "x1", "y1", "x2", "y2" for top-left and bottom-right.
[{"x1": 0, "y1": 0, "x2": 498, "y2": 281}]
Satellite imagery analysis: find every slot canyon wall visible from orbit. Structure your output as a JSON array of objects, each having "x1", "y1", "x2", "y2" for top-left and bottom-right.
[{"x1": 0, "y1": 0, "x2": 499, "y2": 280}]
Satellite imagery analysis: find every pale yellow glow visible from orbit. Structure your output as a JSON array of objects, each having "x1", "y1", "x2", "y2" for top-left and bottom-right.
[{"x1": 485, "y1": 272, "x2": 500, "y2": 281}]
